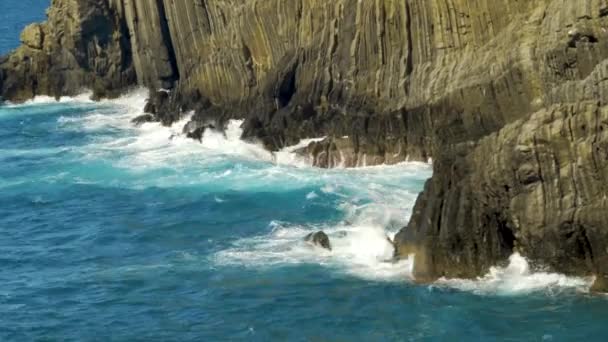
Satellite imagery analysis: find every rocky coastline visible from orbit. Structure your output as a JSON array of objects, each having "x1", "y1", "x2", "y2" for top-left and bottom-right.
[{"x1": 1, "y1": 0, "x2": 607, "y2": 291}]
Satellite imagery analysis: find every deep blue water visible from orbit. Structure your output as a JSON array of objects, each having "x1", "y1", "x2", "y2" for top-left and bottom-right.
[{"x1": 2, "y1": 3, "x2": 608, "y2": 341}]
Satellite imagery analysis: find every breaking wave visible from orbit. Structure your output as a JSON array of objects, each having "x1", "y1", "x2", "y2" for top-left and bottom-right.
[
  {"x1": 433, "y1": 253, "x2": 594, "y2": 296},
  {"x1": 3, "y1": 92, "x2": 95, "y2": 107},
  {"x1": 212, "y1": 164, "x2": 425, "y2": 282}
]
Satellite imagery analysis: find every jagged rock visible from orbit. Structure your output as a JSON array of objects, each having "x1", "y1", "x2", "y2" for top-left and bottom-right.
[
  {"x1": 3, "y1": 0, "x2": 608, "y2": 291},
  {"x1": 304, "y1": 231, "x2": 332, "y2": 251},
  {"x1": 20, "y1": 24, "x2": 44, "y2": 50},
  {"x1": 395, "y1": 99, "x2": 608, "y2": 287},
  {"x1": 182, "y1": 120, "x2": 218, "y2": 142},
  {"x1": 386, "y1": 236, "x2": 395, "y2": 248},
  {"x1": 143, "y1": 90, "x2": 170, "y2": 116},
  {"x1": 131, "y1": 114, "x2": 156, "y2": 126},
  {"x1": 591, "y1": 275, "x2": 608, "y2": 292},
  {"x1": 185, "y1": 127, "x2": 205, "y2": 142},
  {"x1": 0, "y1": 0, "x2": 138, "y2": 101}
]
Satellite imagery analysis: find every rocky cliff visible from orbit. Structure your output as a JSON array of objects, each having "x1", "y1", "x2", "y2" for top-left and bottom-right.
[{"x1": 1, "y1": 0, "x2": 608, "y2": 291}]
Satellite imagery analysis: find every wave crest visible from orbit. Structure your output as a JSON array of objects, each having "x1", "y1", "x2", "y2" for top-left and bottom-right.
[{"x1": 433, "y1": 253, "x2": 594, "y2": 296}]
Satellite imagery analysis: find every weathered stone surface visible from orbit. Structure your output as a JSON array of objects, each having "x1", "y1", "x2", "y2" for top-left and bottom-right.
[
  {"x1": 131, "y1": 113, "x2": 156, "y2": 126},
  {"x1": 0, "y1": 0, "x2": 138, "y2": 101},
  {"x1": 20, "y1": 24, "x2": 44, "y2": 50},
  {"x1": 393, "y1": 1, "x2": 608, "y2": 291},
  {"x1": 2, "y1": 0, "x2": 608, "y2": 290},
  {"x1": 116, "y1": 0, "x2": 179, "y2": 90},
  {"x1": 396, "y1": 98, "x2": 608, "y2": 283}
]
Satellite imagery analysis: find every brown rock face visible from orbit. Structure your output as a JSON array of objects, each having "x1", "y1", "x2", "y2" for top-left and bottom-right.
[
  {"x1": 0, "y1": 0, "x2": 137, "y2": 101},
  {"x1": 2, "y1": 0, "x2": 608, "y2": 290},
  {"x1": 20, "y1": 24, "x2": 44, "y2": 50},
  {"x1": 392, "y1": 1, "x2": 608, "y2": 291}
]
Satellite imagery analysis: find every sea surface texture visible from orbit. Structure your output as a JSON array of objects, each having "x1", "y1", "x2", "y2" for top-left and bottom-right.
[{"x1": 1, "y1": 2, "x2": 608, "y2": 341}]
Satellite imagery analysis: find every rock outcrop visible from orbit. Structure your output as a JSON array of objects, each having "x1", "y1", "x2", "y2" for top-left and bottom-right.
[
  {"x1": 392, "y1": 1, "x2": 608, "y2": 290},
  {"x1": 0, "y1": 0, "x2": 136, "y2": 101},
  {"x1": 2, "y1": 0, "x2": 608, "y2": 290},
  {"x1": 305, "y1": 231, "x2": 332, "y2": 251}
]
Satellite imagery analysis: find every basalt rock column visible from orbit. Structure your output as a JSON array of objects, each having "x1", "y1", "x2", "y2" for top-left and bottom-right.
[{"x1": 395, "y1": 0, "x2": 608, "y2": 291}]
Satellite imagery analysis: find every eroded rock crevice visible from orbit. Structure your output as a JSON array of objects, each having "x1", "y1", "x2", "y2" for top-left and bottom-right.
[{"x1": 155, "y1": 0, "x2": 180, "y2": 86}]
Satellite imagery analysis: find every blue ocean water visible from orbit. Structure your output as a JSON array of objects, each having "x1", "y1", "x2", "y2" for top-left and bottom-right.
[{"x1": 2, "y1": 3, "x2": 608, "y2": 342}]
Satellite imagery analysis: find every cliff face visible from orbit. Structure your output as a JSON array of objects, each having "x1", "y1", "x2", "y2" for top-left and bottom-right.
[
  {"x1": 2, "y1": 0, "x2": 608, "y2": 290},
  {"x1": 393, "y1": 0, "x2": 608, "y2": 291}
]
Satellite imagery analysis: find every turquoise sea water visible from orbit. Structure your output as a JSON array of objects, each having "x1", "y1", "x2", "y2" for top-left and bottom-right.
[{"x1": 2, "y1": 3, "x2": 608, "y2": 341}]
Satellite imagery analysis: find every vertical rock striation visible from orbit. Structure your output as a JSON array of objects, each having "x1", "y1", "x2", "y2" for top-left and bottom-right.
[
  {"x1": 1, "y1": 0, "x2": 608, "y2": 290},
  {"x1": 118, "y1": 0, "x2": 179, "y2": 89},
  {"x1": 393, "y1": 0, "x2": 608, "y2": 291}
]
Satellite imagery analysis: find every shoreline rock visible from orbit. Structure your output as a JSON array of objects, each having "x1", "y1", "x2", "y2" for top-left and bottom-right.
[{"x1": 304, "y1": 232, "x2": 332, "y2": 251}]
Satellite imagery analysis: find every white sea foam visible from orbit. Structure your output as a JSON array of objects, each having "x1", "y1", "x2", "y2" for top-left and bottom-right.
[
  {"x1": 214, "y1": 219, "x2": 416, "y2": 281},
  {"x1": 306, "y1": 191, "x2": 318, "y2": 200},
  {"x1": 273, "y1": 137, "x2": 326, "y2": 166},
  {"x1": 433, "y1": 253, "x2": 594, "y2": 295},
  {"x1": 198, "y1": 119, "x2": 275, "y2": 162},
  {"x1": 55, "y1": 88, "x2": 428, "y2": 189},
  {"x1": 66, "y1": 88, "x2": 149, "y2": 131},
  {"x1": 3, "y1": 91, "x2": 95, "y2": 107},
  {"x1": 0, "y1": 146, "x2": 70, "y2": 158},
  {"x1": 88, "y1": 101, "x2": 429, "y2": 281},
  {"x1": 118, "y1": 116, "x2": 326, "y2": 169},
  {"x1": 55, "y1": 90, "x2": 313, "y2": 171},
  {"x1": 213, "y1": 163, "x2": 426, "y2": 281}
]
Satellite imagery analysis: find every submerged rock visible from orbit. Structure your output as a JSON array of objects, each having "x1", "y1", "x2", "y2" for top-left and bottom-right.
[
  {"x1": 182, "y1": 120, "x2": 219, "y2": 142},
  {"x1": 131, "y1": 114, "x2": 156, "y2": 126},
  {"x1": 386, "y1": 236, "x2": 395, "y2": 248},
  {"x1": 591, "y1": 275, "x2": 608, "y2": 293},
  {"x1": 336, "y1": 231, "x2": 348, "y2": 238},
  {"x1": 304, "y1": 231, "x2": 332, "y2": 251}
]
